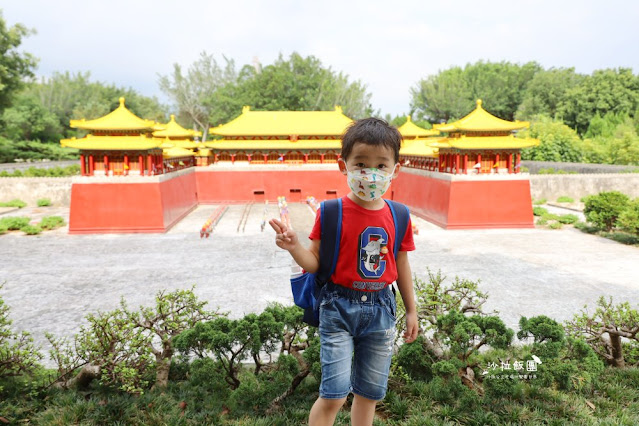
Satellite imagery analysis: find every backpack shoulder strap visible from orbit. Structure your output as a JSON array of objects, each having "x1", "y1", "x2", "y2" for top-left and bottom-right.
[
  {"x1": 384, "y1": 199, "x2": 410, "y2": 255},
  {"x1": 317, "y1": 198, "x2": 342, "y2": 282}
]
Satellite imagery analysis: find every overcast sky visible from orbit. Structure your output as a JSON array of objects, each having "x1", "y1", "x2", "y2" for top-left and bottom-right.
[{"x1": 3, "y1": 0, "x2": 638, "y2": 117}]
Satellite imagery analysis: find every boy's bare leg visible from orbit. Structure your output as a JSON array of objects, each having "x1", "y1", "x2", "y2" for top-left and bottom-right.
[
  {"x1": 309, "y1": 397, "x2": 346, "y2": 426},
  {"x1": 351, "y1": 394, "x2": 377, "y2": 426}
]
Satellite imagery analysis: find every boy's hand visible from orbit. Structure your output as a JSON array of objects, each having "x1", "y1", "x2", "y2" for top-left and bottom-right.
[
  {"x1": 403, "y1": 311, "x2": 418, "y2": 343},
  {"x1": 269, "y1": 218, "x2": 299, "y2": 252}
]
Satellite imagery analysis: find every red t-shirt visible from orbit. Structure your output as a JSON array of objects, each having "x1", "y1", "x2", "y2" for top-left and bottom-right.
[{"x1": 309, "y1": 196, "x2": 415, "y2": 291}]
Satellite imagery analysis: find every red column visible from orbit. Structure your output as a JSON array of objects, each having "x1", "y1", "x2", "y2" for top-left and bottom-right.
[
  {"x1": 463, "y1": 154, "x2": 468, "y2": 174},
  {"x1": 89, "y1": 155, "x2": 94, "y2": 176},
  {"x1": 138, "y1": 155, "x2": 144, "y2": 176},
  {"x1": 263, "y1": 154, "x2": 268, "y2": 164},
  {"x1": 476, "y1": 154, "x2": 481, "y2": 174},
  {"x1": 247, "y1": 154, "x2": 252, "y2": 164},
  {"x1": 320, "y1": 153, "x2": 325, "y2": 164},
  {"x1": 455, "y1": 154, "x2": 460, "y2": 175},
  {"x1": 494, "y1": 153, "x2": 500, "y2": 174},
  {"x1": 80, "y1": 155, "x2": 86, "y2": 176},
  {"x1": 124, "y1": 154, "x2": 129, "y2": 175},
  {"x1": 516, "y1": 152, "x2": 521, "y2": 174},
  {"x1": 147, "y1": 155, "x2": 152, "y2": 175},
  {"x1": 303, "y1": 153, "x2": 308, "y2": 163},
  {"x1": 231, "y1": 154, "x2": 236, "y2": 165},
  {"x1": 104, "y1": 155, "x2": 109, "y2": 176}
]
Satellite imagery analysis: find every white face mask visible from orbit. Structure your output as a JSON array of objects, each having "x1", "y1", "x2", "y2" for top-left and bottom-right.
[{"x1": 346, "y1": 165, "x2": 396, "y2": 202}]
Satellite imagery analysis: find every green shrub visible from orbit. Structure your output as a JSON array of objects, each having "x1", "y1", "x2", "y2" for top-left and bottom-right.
[
  {"x1": 37, "y1": 198, "x2": 51, "y2": 207},
  {"x1": 532, "y1": 198, "x2": 547, "y2": 205},
  {"x1": 0, "y1": 225, "x2": 7, "y2": 235},
  {"x1": 618, "y1": 198, "x2": 639, "y2": 235},
  {"x1": 21, "y1": 224, "x2": 42, "y2": 235},
  {"x1": 0, "y1": 199, "x2": 26, "y2": 208},
  {"x1": 542, "y1": 213, "x2": 560, "y2": 221},
  {"x1": 0, "y1": 216, "x2": 31, "y2": 230},
  {"x1": 602, "y1": 232, "x2": 639, "y2": 245},
  {"x1": 583, "y1": 191, "x2": 630, "y2": 231},
  {"x1": 556, "y1": 196, "x2": 574, "y2": 203},
  {"x1": 39, "y1": 216, "x2": 65, "y2": 230},
  {"x1": 536, "y1": 217, "x2": 548, "y2": 226},
  {"x1": 558, "y1": 214, "x2": 579, "y2": 224},
  {"x1": 533, "y1": 207, "x2": 548, "y2": 216},
  {"x1": 549, "y1": 221, "x2": 563, "y2": 229},
  {"x1": 574, "y1": 221, "x2": 599, "y2": 234}
]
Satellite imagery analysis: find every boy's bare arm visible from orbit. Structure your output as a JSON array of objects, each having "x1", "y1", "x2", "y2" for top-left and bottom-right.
[
  {"x1": 396, "y1": 250, "x2": 418, "y2": 343},
  {"x1": 269, "y1": 218, "x2": 320, "y2": 273}
]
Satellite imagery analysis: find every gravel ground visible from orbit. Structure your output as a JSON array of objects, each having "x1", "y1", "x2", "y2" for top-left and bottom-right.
[{"x1": 0, "y1": 202, "x2": 637, "y2": 367}]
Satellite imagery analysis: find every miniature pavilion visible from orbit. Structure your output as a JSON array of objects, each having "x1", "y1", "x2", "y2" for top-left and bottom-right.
[
  {"x1": 61, "y1": 98, "x2": 165, "y2": 176},
  {"x1": 153, "y1": 114, "x2": 201, "y2": 170},
  {"x1": 205, "y1": 106, "x2": 353, "y2": 164},
  {"x1": 430, "y1": 99, "x2": 539, "y2": 174},
  {"x1": 397, "y1": 116, "x2": 440, "y2": 170}
]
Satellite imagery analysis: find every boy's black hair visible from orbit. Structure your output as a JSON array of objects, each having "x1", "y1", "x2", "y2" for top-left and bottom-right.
[{"x1": 341, "y1": 117, "x2": 402, "y2": 163}]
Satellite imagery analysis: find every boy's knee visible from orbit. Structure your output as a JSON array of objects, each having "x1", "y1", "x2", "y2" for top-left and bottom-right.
[{"x1": 319, "y1": 396, "x2": 347, "y2": 410}]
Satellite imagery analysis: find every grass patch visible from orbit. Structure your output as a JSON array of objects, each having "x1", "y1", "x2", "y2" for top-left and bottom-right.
[
  {"x1": 548, "y1": 221, "x2": 563, "y2": 230},
  {"x1": 0, "y1": 216, "x2": 31, "y2": 230},
  {"x1": 558, "y1": 214, "x2": 579, "y2": 225},
  {"x1": 556, "y1": 196, "x2": 574, "y2": 203},
  {"x1": 601, "y1": 232, "x2": 639, "y2": 245},
  {"x1": 37, "y1": 198, "x2": 52, "y2": 207},
  {"x1": 0, "y1": 199, "x2": 26, "y2": 208},
  {"x1": 20, "y1": 224, "x2": 42, "y2": 235},
  {"x1": 533, "y1": 207, "x2": 548, "y2": 217},
  {"x1": 533, "y1": 198, "x2": 547, "y2": 205},
  {"x1": 0, "y1": 164, "x2": 80, "y2": 178},
  {"x1": 39, "y1": 216, "x2": 65, "y2": 230}
]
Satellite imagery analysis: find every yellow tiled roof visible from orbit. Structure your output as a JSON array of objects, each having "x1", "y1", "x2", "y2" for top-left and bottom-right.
[
  {"x1": 205, "y1": 139, "x2": 342, "y2": 151},
  {"x1": 398, "y1": 116, "x2": 440, "y2": 138},
  {"x1": 70, "y1": 97, "x2": 160, "y2": 131},
  {"x1": 399, "y1": 139, "x2": 438, "y2": 157},
  {"x1": 433, "y1": 99, "x2": 529, "y2": 132},
  {"x1": 163, "y1": 146, "x2": 195, "y2": 158},
  {"x1": 444, "y1": 135, "x2": 539, "y2": 150},
  {"x1": 210, "y1": 106, "x2": 353, "y2": 137},
  {"x1": 159, "y1": 138, "x2": 200, "y2": 149},
  {"x1": 153, "y1": 115, "x2": 202, "y2": 139},
  {"x1": 60, "y1": 134, "x2": 163, "y2": 150}
]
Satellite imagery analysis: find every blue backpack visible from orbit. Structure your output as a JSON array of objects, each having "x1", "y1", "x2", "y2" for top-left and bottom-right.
[{"x1": 290, "y1": 198, "x2": 411, "y2": 326}]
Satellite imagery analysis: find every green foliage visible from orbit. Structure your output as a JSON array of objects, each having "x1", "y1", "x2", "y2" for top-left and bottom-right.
[
  {"x1": 532, "y1": 206, "x2": 548, "y2": 216},
  {"x1": 1, "y1": 93, "x2": 61, "y2": 141},
  {"x1": 565, "y1": 296, "x2": 639, "y2": 368},
  {"x1": 548, "y1": 221, "x2": 562, "y2": 230},
  {"x1": 0, "y1": 284, "x2": 43, "y2": 383},
  {"x1": 410, "y1": 60, "x2": 540, "y2": 122},
  {"x1": 0, "y1": 199, "x2": 26, "y2": 208},
  {"x1": 573, "y1": 221, "x2": 600, "y2": 234},
  {"x1": 557, "y1": 214, "x2": 579, "y2": 224},
  {"x1": 0, "y1": 224, "x2": 7, "y2": 235},
  {"x1": 602, "y1": 231, "x2": 639, "y2": 245},
  {"x1": 618, "y1": 198, "x2": 639, "y2": 235},
  {"x1": 36, "y1": 198, "x2": 51, "y2": 207},
  {"x1": 0, "y1": 164, "x2": 80, "y2": 177},
  {"x1": 39, "y1": 216, "x2": 65, "y2": 230},
  {"x1": 394, "y1": 336, "x2": 435, "y2": 381},
  {"x1": 0, "y1": 138, "x2": 79, "y2": 163},
  {"x1": 532, "y1": 198, "x2": 547, "y2": 205},
  {"x1": 558, "y1": 68, "x2": 639, "y2": 135},
  {"x1": 516, "y1": 67, "x2": 583, "y2": 120},
  {"x1": 0, "y1": 216, "x2": 30, "y2": 230},
  {"x1": 20, "y1": 224, "x2": 41, "y2": 235},
  {"x1": 0, "y1": 12, "x2": 37, "y2": 112},
  {"x1": 583, "y1": 191, "x2": 630, "y2": 231},
  {"x1": 519, "y1": 116, "x2": 583, "y2": 162},
  {"x1": 537, "y1": 167, "x2": 577, "y2": 174},
  {"x1": 556, "y1": 196, "x2": 574, "y2": 203}
]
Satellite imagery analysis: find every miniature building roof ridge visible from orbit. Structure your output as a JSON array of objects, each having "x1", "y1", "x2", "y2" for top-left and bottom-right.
[
  {"x1": 162, "y1": 146, "x2": 195, "y2": 158},
  {"x1": 69, "y1": 97, "x2": 159, "y2": 131},
  {"x1": 398, "y1": 116, "x2": 440, "y2": 138},
  {"x1": 433, "y1": 99, "x2": 529, "y2": 132},
  {"x1": 399, "y1": 139, "x2": 438, "y2": 157},
  {"x1": 443, "y1": 135, "x2": 540, "y2": 150},
  {"x1": 210, "y1": 107, "x2": 354, "y2": 136},
  {"x1": 153, "y1": 114, "x2": 202, "y2": 138},
  {"x1": 60, "y1": 134, "x2": 163, "y2": 150},
  {"x1": 204, "y1": 139, "x2": 342, "y2": 150}
]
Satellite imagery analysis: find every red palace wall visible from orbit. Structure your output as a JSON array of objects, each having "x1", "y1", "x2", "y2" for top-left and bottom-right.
[
  {"x1": 68, "y1": 170, "x2": 197, "y2": 234},
  {"x1": 68, "y1": 166, "x2": 534, "y2": 233}
]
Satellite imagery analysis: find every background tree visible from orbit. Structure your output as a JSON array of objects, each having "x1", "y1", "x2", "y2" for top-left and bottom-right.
[
  {"x1": 158, "y1": 52, "x2": 237, "y2": 141},
  {"x1": 519, "y1": 115, "x2": 583, "y2": 162},
  {"x1": 516, "y1": 67, "x2": 583, "y2": 120},
  {"x1": 410, "y1": 66, "x2": 473, "y2": 122},
  {"x1": 557, "y1": 68, "x2": 639, "y2": 135},
  {"x1": 0, "y1": 11, "x2": 37, "y2": 112}
]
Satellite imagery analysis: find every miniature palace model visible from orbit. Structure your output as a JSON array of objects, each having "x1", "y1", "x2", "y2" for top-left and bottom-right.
[{"x1": 61, "y1": 98, "x2": 538, "y2": 233}]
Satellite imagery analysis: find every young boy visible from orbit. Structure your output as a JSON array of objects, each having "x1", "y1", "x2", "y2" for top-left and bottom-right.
[{"x1": 269, "y1": 118, "x2": 418, "y2": 426}]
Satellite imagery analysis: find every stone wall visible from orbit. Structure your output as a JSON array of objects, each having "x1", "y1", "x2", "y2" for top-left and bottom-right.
[
  {"x1": 529, "y1": 174, "x2": 639, "y2": 200},
  {"x1": 0, "y1": 177, "x2": 72, "y2": 206}
]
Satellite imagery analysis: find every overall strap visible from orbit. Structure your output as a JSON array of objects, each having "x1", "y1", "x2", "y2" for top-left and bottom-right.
[
  {"x1": 384, "y1": 199, "x2": 410, "y2": 255},
  {"x1": 317, "y1": 198, "x2": 342, "y2": 282}
]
